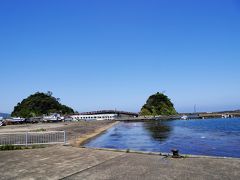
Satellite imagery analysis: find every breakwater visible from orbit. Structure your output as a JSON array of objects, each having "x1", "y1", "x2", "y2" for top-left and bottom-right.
[{"x1": 116, "y1": 113, "x2": 240, "y2": 121}]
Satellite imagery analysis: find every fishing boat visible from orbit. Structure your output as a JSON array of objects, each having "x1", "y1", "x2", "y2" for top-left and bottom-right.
[
  {"x1": 181, "y1": 115, "x2": 188, "y2": 120},
  {"x1": 6, "y1": 117, "x2": 26, "y2": 123}
]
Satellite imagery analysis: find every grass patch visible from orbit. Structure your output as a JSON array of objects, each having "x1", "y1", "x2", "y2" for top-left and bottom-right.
[
  {"x1": 0, "y1": 144, "x2": 46, "y2": 151},
  {"x1": 0, "y1": 145, "x2": 23, "y2": 151},
  {"x1": 34, "y1": 128, "x2": 47, "y2": 132}
]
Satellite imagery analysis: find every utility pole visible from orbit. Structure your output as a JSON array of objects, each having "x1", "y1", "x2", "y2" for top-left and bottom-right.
[{"x1": 194, "y1": 104, "x2": 197, "y2": 114}]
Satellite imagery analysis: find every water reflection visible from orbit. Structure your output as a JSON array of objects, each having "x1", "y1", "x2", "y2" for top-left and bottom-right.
[{"x1": 144, "y1": 121, "x2": 172, "y2": 142}]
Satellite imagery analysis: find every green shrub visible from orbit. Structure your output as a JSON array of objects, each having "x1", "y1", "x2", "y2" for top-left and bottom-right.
[
  {"x1": 35, "y1": 128, "x2": 47, "y2": 132},
  {"x1": 0, "y1": 144, "x2": 21, "y2": 151},
  {"x1": 0, "y1": 144, "x2": 46, "y2": 151}
]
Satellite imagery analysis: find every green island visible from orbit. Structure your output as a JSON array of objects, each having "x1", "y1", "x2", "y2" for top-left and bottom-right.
[
  {"x1": 11, "y1": 91, "x2": 74, "y2": 118},
  {"x1": 140, "y1": 92, "x2": 177, "y2": 116}
]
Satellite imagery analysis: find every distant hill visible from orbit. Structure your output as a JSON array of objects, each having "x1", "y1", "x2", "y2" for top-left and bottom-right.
[
  {"x1": 140, "y1": 92, "x2": 177, "y2": 116},
  {"x1": 0, "y1": 113, "x2": 10, "y2": 118},
  {"x1": 11, "y1": 91, "x2": 74, "y2": 118},
  {"x1": 212, "y1": 109, "x2": 240, "y2": 114}
]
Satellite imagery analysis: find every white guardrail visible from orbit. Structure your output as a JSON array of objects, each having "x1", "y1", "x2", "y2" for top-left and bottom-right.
[{"x1": 0, "y1": 131, "x2": 66, "y2": 146}]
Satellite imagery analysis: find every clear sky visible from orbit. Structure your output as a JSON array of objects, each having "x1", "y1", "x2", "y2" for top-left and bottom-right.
[{"x1": 1, "y1": 0, "x2": 240, "y2": 114}]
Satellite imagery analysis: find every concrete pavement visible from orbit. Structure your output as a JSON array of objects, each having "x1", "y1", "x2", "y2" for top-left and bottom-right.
[{"x1": 0, "y1": 145, "x2": 240, "y2": 180}]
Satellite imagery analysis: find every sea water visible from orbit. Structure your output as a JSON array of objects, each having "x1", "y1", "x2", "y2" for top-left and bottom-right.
[{"x1": 85, "y1": 118, "x2": 240, "y2": 158}]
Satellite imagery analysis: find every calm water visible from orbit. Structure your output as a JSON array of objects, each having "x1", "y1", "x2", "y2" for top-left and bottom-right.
[{"x1": 85, "y1": 118, "x2": 240, "y2": 158}]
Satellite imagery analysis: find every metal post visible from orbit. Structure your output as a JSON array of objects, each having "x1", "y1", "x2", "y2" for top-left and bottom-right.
[
  {"x1": 26, "y1": 132, "x2": 28, "y2": 147},
  {"x1": 171, "y1": 149, "x2": 180, "y2": 158}
]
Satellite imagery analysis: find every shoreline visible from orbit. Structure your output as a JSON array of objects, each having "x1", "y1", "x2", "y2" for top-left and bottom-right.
[
  {"x1": 71, "y1": 121, "x2": 119, "y2": 147},
  {"x1": 84, "y1": 147, "x2": 240, "y2": 160}
]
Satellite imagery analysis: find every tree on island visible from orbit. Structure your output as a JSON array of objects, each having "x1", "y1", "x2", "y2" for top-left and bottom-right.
[
  {"x1": 11, "y1": 92, "x2": 74, "y2": 118},
  {"x1": 140, "y1": 92, "x2": 177, "y2": 116}
]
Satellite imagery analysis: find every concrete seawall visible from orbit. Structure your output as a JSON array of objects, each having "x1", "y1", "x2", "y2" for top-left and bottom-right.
[{"x1": 71, "y1": 121, "x2": 119, "y2": 147}]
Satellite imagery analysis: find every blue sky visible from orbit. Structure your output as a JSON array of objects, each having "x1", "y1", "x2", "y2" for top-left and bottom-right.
[{"x1": 1, "y1": 0, "x2": 240, "y2": 113}]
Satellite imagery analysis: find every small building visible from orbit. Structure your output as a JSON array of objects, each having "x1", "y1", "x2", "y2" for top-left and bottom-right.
[{"x1": 71, "y1": 114, "x2": 117, "y2": 121}]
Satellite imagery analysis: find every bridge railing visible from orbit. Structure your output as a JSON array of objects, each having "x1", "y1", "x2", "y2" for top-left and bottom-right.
[
  {"x1": 0, "y1": 131, "x2": 66, "y2": 146},
  {"x1": 78, "y1": 110, "x2": 138, "y2": 116}
]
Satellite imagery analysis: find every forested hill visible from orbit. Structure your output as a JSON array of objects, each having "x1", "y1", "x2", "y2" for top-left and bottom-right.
[
  {"x1": 140, "y1": 92, "x2": 177, "y2": 116},
  {"x1": 11, "y1": 92, "x2": 74, "y2": 118}
]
